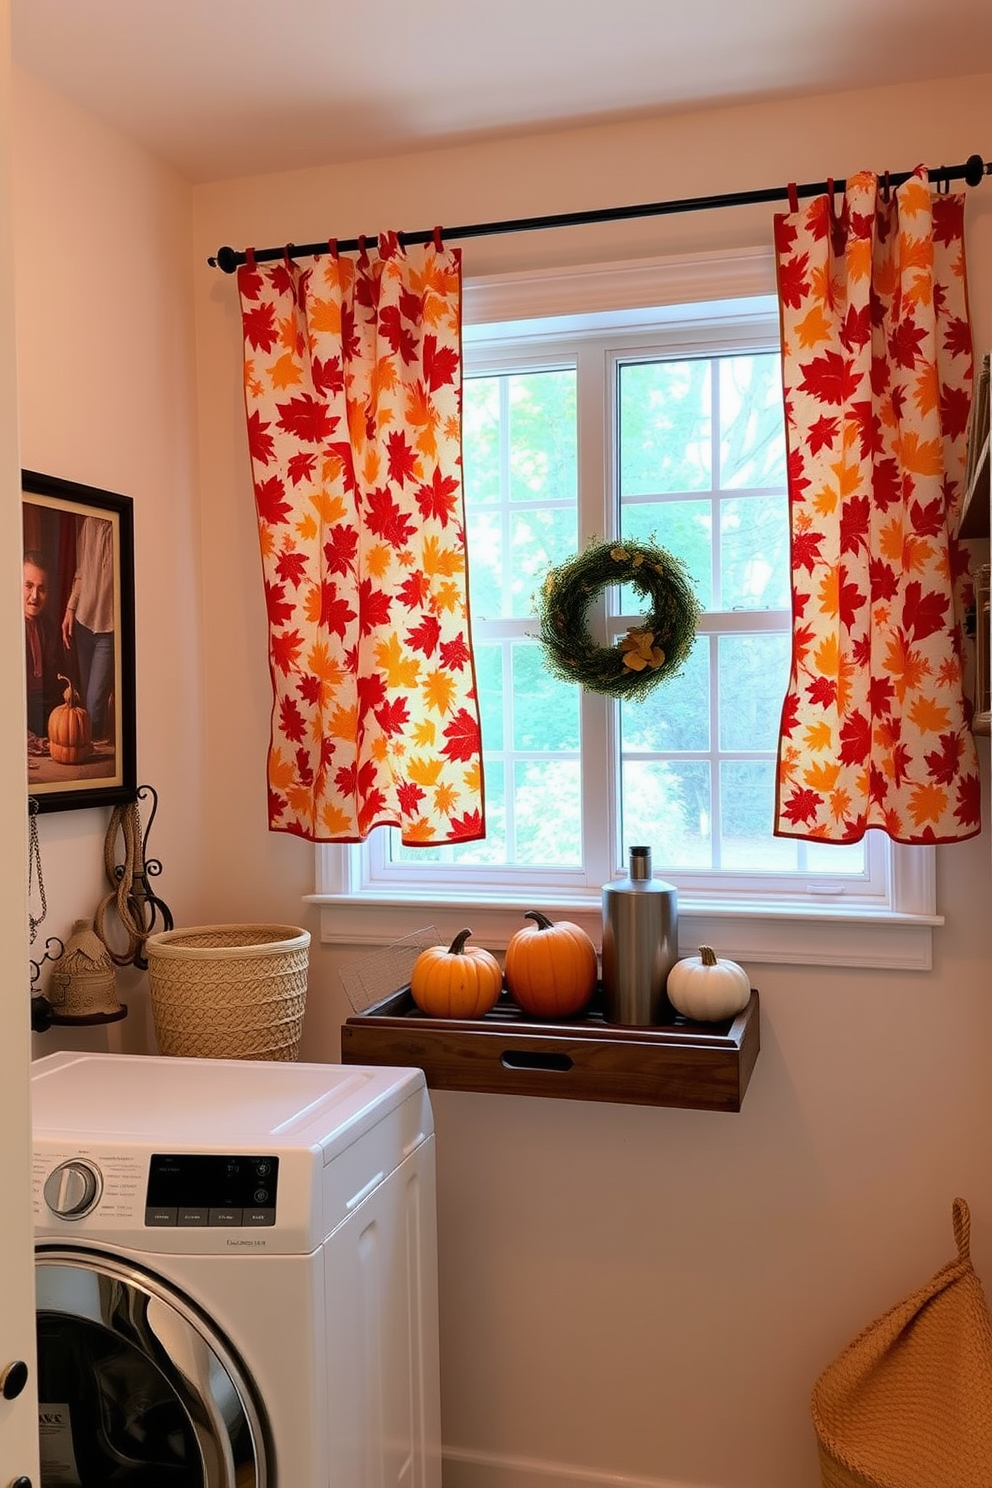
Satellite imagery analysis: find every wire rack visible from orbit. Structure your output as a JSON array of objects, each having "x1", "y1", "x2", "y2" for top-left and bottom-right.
[{"x1": 337, "y1": 927, "x2": 442, "y2": 1014}]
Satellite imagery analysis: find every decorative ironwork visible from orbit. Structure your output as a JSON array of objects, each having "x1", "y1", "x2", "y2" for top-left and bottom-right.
[{"x1": 96, "y1": 783, "x2": 174, "y2": 970}]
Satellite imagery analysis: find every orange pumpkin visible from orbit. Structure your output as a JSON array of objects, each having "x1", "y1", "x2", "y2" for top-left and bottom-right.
[
  {"x1": 504, "y1": 910, "x2": 598, "y2": 1018},
  {"x1": 410, "y1": 928, "x2": 503, "y2": 1019},
  {"x1": 47, "y1": 675, "x2": 92, "y2": 765}
]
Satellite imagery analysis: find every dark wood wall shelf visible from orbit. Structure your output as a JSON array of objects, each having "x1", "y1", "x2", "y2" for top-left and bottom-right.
[{"x1": 341, "y1": 987, "x2": 760, "y2": 1112}]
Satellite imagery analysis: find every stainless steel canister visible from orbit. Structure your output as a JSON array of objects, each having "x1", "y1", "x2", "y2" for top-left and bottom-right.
[{"x1": 601, "y1": 845, "x2": 678, "y2": 1025}]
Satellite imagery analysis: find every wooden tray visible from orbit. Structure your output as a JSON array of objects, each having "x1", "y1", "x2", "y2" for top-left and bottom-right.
[{"x1": 341, "y1": 986, "x2": 759, "y2": 1111}]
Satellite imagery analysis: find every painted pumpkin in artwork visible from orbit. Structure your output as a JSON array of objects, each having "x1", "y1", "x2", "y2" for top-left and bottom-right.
[{"x1": 47, "y1": 675, "x2": 92, "y2": 765}]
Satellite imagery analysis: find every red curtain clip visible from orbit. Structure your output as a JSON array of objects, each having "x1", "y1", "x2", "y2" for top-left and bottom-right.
[
  {"x1": 327, "y1": 238, "x2": 339, "y2": 258},
  {"x1": 432, "y1": 225, "x2": 444, "y2": 251},
  {"x1": 826, "y1": 177, "x2": 841, "y2": 219},
  {"x1": 245, "y1": 246, "x2": 257, "y2": 269},
  {"x1": 787, "y1": 182, "x2": 798, "y2": 213},
  {"x1": 283, "y1": 244, "x2": 295, "y2": 270}
]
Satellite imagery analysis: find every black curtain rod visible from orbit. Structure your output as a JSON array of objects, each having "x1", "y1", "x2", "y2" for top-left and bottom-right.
[{"x1": 208, "y1": 153, "x2": 990, "y2": 274}]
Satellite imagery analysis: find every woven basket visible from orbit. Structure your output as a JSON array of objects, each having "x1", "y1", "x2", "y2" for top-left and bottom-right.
[
  {"x1": 145, "y1": 924, "x2": 310, "y2": 1061},
  {"x1": 811, "y1": 1198, "x2": 992, "y2": 1488}
]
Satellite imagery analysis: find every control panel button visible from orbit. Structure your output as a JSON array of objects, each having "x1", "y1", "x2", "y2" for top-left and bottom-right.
[
  {"x1": 145, "y1": 1206, "x2": 178, "y2": 1227},
  {"x1": 208, "y1": 1208, "x2": 243, "y2": 1226},
  {"x1": 243, "y1": 1208, "x2": 276, "y2": 1227}
]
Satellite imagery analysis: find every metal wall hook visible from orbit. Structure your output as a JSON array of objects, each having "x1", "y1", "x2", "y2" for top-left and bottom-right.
[{"x1": 95, "y1": 783, "x2": 173, "y2": 970}]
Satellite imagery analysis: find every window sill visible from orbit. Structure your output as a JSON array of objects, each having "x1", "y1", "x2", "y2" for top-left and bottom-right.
[{"x1": 305, "y1": 890, "x2": 941, "y2": 971}]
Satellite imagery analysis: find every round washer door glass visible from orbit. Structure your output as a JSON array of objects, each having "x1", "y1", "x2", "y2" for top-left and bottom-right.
[{"x1": 35, "y1": 1249, "x2": 268, "y2": 1487}]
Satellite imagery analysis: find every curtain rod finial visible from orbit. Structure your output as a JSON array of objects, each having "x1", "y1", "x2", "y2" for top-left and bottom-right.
[
  {"x1": 964, "y1": 154, "x2": 987, "y2": 187},
  {"x1": 211, "y1": 245, "x2": 241, "y2": 274}
]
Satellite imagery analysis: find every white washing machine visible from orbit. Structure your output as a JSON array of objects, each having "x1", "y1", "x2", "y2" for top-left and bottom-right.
[{"x1": 30, "y1": 1051, "x2": 442, "y2": 1488}]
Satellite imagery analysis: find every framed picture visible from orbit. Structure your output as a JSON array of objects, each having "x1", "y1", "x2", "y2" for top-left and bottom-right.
[{"x1": 22, "y1": 470, "x2": 136, "y2": 812}]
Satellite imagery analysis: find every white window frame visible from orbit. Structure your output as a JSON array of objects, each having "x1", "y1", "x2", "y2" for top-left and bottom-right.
[{"x1": 308, "y1": 248, "x2": 941, "y2": 970}]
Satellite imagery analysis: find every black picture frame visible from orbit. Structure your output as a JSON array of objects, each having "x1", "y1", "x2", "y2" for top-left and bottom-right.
[{"x1": 23, "y1": 469, "x2": 136, "y2": 812}]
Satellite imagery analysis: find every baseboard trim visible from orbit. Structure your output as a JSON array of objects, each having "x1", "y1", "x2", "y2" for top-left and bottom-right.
[{"x1": 441, "y1": 1445, "x2": 705, "y2": 1488}]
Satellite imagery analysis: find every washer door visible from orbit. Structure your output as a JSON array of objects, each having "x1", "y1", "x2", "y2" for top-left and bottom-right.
[{"x1": 35, "y1": 1247, "x2": 269, "y2": 1488}]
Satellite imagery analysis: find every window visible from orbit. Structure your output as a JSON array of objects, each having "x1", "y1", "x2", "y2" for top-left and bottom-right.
[{"x1": 314, "y1": 255, "x2": 938, "y2": 969}]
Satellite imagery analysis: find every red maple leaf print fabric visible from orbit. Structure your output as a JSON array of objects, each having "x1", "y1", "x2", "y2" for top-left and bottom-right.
[
  {"x1": 774, "y1": 170, "x2": 981, "y2": 844},
  {"x1": 237, "y1": 239, "x2": 485, "y2": 844}
]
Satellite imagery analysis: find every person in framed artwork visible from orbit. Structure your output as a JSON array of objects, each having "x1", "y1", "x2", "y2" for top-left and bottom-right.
[
  {"x1": 23, "y1": 549, "x2": 63, "y2": 752},
  {"x1": 61, "y1": 514, "x2": 115, "y2": 743}
]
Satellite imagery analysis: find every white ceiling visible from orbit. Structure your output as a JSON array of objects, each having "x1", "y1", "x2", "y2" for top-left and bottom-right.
[{"x1": 10, "y1": 0, "x2": 992, "y2": 184}]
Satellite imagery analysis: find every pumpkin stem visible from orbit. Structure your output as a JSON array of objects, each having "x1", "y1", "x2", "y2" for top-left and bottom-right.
[
  {"x1": 524, "y1": 910, "x2": 555, "y2": 931},
  {"x1": 699, "y1": 946, "x2": 718, "y2": 966},
  {"x1": 447, "y1": 928, "x2": 473, "y2": 955}
]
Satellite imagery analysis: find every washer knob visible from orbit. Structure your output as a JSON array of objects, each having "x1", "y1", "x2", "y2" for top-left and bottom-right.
[{"x1": 43, "y1": 1160, "x2": 102, "y2": 1218}]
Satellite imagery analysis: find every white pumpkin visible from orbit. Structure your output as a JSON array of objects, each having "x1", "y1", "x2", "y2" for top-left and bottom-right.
[{"x1": 667, "y1": 946, "x2": 750, "y2": 1022}]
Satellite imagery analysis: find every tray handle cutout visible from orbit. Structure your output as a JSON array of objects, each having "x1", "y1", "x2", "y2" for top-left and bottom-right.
[{"x1": 500, "y1": 1049, "x2": 573, "y2": 1073}]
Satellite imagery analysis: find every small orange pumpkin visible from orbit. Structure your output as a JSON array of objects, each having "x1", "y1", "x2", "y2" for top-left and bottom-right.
[
  {"x1": 410, "y1": 928, "x2": 503, "y2": 1019},
  {"x1": 47, "y1": 675, "x2": 92, "y2": 765},
  {"x1": 504, "y1": 910, "x2": 598, "y2": 1018}
]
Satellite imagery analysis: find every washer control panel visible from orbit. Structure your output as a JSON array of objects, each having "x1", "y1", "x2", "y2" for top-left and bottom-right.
[{"x1": 145, "y1": 1153, "x2": 279, "y2": 1228}]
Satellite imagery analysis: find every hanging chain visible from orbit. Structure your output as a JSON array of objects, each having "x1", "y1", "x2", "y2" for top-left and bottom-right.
[{"x1": 27, "y1": 800, "x2": 47, "y2": 946}]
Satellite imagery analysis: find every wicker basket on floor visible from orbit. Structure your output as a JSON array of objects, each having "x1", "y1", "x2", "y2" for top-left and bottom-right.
[
  {"x1": 811, "y1": 1197, "x2": 992, "y2": 1488},
  {"x1": 145, "y1": 924, "x2": 310, "y2": 1061}
]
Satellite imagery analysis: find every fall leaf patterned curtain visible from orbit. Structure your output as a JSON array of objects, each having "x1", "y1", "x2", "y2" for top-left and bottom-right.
[
  {"x1": 773, "y1": 168, "x2": 981, "y2": 845},
  {"x1": 237, "y1": 237, "x2": 485, "y2": 844}
]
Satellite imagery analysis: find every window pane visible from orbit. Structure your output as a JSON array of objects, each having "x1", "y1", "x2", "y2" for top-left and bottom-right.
[
  {"x1": 619, "y1": 499, "x2": 712, "y2": 609},
  {"x1": 513, "y1": 760, "x2": 581, "y2": 865},
  {"x1": 619, "y1": 359, "x2": 712, "y2": 494},
  {"x1": 508, "y1": 370, "x2": 576, "y2": 503},
  {"x1": 464, "y1": 508, "x2": 502, "y2": 619},
  {"x1": 718, "y1": 353, "x2": 787, "y2": 490},
  {"x1": 718, "y1": 634, "x2": 789, "y2": 752},
  {"x1": 621, "y1": 759, "x2": 711, "y2": 869},
  {"x1": 719, "y1": 494, "x2": 790, "y2": 610},
  {"x1": 512, "y1": 643, "x2": 579, "y2": 750},
  {"x1": 509, "y1": 507, "x2": 576, "y2": 618},
  {"x1": 463, "y1": 377, "x2": 501, "y2": 502},
  {"x1": 465, "y1": 368, "x2": 577, "y2": 620},
  {"x1": 719, "y1": 760, "x2": 796, "y2": 871},
  {"x1": 473, "y1": 641, "x2": 504, "y2": 751},
  {"x1": 454, "y1": 769, "x2": 506, "y2": 863},
  {"x1": 620, "y1": 639, "x2": 710, "y2": 753},
  {"x1": 803, "y1": 838, "x2": 868, "y2": 876}
]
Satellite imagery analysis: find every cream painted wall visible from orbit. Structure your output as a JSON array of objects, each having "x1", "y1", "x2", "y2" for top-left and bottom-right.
[
  {"x1": 191, "y1": 74, "x2": 992, "y2": 1488},
  {"x1": 11, "y1": 69, "x2": 205, "y2": 1055}
]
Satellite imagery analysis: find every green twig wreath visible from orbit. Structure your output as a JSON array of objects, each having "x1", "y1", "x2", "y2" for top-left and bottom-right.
[{"x1": 537, "y1": 540, "x2": 700, "y2": 701}]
